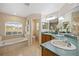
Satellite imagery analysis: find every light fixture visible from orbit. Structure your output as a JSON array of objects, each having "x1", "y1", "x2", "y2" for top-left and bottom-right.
[
  {"x1": 58, "y1": 17, "x2": 64, "y2": 20},
  {"x1": 13, "y1": 13, "x2": 16, "y2": 15},
  {"x1": 46, "y1": 16, "x2": 57, "y2": 21},
  {"x1": 42, "y1": 23, "x2": 45, "y2": 25},
  {"x1": 24, "y1": 3, "x2": 30, "y2": 7}
]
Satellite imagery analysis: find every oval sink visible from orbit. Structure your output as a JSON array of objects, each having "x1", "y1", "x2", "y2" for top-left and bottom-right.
[{"x1": 50, "y1": 40, "x2": 76, "y2": 50}]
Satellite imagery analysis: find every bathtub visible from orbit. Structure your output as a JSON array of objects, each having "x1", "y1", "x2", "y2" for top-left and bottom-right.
[{"x1": 0, "y1": 37, "x2": 28, "y2": 47}]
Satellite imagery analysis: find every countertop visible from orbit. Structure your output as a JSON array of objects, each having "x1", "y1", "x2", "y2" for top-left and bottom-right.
[{"x1": 41, "y1": 33, "x2": 78, "y2": 56}]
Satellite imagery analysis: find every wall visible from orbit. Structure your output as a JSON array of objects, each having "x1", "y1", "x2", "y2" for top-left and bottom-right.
[
  {"x1": 0, "y1": 12, "x2": 26, "y2": 40},
  {"x1": 72, "y1": 9, "x2": 79, "y2": 35},
  {"x1": 58, "y1": 3, "x2": 78, "y2": 16},
  {"x1": 26, "y1": 14, "x2": 41, "y2": 36},
  {"x1": 45, "y1": 4, "x2": 78, "y2": 17},
  {"x1": 26, "y1": 14, "x2": 41, "y2": 44},
  {"x1": 28, "y1": 14, "x2": 41, "y2": 38}
]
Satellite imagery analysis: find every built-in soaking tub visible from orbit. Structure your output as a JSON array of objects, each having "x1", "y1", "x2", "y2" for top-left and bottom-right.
[{"x1": 0, "y1": 37, "x2": 28, "y2": 47}]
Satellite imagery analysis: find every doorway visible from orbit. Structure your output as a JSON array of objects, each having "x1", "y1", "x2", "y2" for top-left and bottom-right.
[{"x1": 31, "y1": 19, "x2": 40, "y2": 44}]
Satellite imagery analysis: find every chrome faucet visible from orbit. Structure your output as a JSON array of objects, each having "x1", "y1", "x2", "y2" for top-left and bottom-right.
[
  {"x1": 67, "y1": 42, "x2": 71, "y2": 47},
  {"x1": 64, "y1": 39, "x2": 71, "y2": 47}
]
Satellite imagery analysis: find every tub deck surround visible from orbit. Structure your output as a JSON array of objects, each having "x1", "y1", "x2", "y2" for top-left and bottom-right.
[
  {"x1": 0, "y1": 37, "x2": 28, "y2": 47},
  {"x1": 0, "y1": 39, "x2": 41, "y2": 56},
  {"x1": 41, "y1": 41, "x2": 77, "y2": 56},
  {"x1": 41, "y1": 32, "x2": 78, "y2": 56}
]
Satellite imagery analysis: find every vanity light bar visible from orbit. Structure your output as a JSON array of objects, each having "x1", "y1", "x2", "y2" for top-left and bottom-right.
[
  {"x1": 46, "y1": 16, "x2": 57, "y2": 21},
  {"x1": 58, "y1": 17, "x2": 64, "y2": 20}
]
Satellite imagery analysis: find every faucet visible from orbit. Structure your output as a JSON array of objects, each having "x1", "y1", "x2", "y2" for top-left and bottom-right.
[
  {"x1": 67, "y1": 42, "x2": 71, "y2": 47},
  {"x1": 64, "y1": 38, "x2": 71, "y2": 47}
]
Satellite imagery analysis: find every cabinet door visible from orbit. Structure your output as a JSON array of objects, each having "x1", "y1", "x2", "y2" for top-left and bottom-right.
[
  {"x1": 42, "y1": 47, "x2": 58, "y2": 56},
  {"x1": 42, "y1": 34, "x2": 54, "y2": 43},
  {"x1": 42, "y1": 34, "x2": 46, "y2": 43},
  {"x1": 45, "y1": 35, "x2": 51, "y2": 42}
]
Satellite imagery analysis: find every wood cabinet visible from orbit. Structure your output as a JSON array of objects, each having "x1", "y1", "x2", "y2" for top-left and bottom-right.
[
  {"x1": 41, "y1": 46, "x2": 58, "y2": 56},
  {"x1": 41, "y1": 34, "x2": 54, "y2": 43},
  {"x1": 41, "y1": 34, "x2": 57, "y2": 56}
]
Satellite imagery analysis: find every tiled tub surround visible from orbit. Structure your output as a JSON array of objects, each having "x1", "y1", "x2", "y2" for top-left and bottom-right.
[
  {"x1": 41, "y1": 33, "x2": 78, "y2": 56},
  {"x1": 0, "y1": 37, "x2": 28, "y2": 55},
  {"x1": 0, "y1": 37, "x2": 28, "y2": 47},
  {"x1": 0, "y1": 37, "x2": 41, "y2": 56}
]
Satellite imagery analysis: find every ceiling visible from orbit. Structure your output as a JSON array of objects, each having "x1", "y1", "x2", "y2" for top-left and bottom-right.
[{"x1": 0, "y1": 3, "x2": 65, "y2": 17}]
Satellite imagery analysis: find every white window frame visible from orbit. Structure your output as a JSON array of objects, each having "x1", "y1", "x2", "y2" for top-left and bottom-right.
[{"x1": 5, "y1": 22, "x2": 23, "y2": 36}]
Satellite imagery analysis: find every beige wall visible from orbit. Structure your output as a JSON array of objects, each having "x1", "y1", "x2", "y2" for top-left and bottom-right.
[
  {"x1": 32, "y1": 19, "x2": 40, "y2": 37},
  {"x1": 26, "y1": 14, "x2": 41, "y2": 43},
  {"x1": 26, "y1": 14, "x2": 41, "y2": 33},
  {"x1": 46, "y1": 4, "x2": 78, "y2": 18},
  {"x1": 59, "y1": 4, "x2": 78, "y2": 16},
  {"x1": 72, "y1": 11, "x2": 79, "y2": 35},
  {"x1": 0, "y1": 12, "x2": 26, "y2": 40}
]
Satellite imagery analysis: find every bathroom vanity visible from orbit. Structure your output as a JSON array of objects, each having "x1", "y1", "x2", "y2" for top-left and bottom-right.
[
  {"x1": 41, "y1": 33, "x2": 57, "y2": 56},
  {"x1": 41, "y1": 33, "x2": 78, "y2": 56},
  {"x1": 41, "y1": 45, "x2": 58, "y2": 56}
]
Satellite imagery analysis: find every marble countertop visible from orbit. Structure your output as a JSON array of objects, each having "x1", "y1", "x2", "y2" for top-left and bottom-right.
[{"x1": 41, "y1": 32, "x2": 78, "y2": 56}]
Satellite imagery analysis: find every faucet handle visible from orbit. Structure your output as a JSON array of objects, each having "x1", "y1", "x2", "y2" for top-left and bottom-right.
[{"x1": 64, "y1": 38, "x2": 68, "y2": 41}]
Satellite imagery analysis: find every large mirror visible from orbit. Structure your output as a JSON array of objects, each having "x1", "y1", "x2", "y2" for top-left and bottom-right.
[
  {"x1": 41, "y1": 6, "x2": 79, "y2": 35},
  {"x1": 58, "y1": 11, "x2": 72, "y2": 33},
  {"x1": 42, "y1": 22, "x2": 48, "y2": 29},
  {"x1": 49, "y1": 18, "x2": 58, "y2": 32},
  {"x1": 58, "y1": 6, "x2": 79, "y2": 35}
]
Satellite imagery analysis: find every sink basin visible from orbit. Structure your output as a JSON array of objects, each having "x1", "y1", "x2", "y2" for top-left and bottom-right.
[{"x1": 50, "y1": 40, "x2": 76, "y2": 50}]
